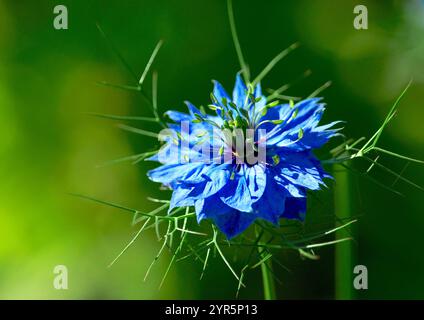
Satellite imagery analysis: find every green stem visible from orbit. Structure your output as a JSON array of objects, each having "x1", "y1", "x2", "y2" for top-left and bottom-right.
[
  {"x1": 227, "y1": 0, "x2": 250, "y2": 82},
  {"x1": 255, "y1": 227, "x2": 277, "y2": 300},
  {"x1": 333, "y1": 164, "x2": 355, "y2": 300},
  {"x1": 260, "y1": 258, "x2": 276, "y2": 300}
]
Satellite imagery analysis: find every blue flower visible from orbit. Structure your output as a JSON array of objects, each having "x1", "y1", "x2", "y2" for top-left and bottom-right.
[{"x1": 147, "y1": 74, "x2": 341, "y2": 239}]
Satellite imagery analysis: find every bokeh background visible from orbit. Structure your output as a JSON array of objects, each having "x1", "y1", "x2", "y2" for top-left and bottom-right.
[{"x1": 0, "y1": 0, "x2": 423, "y2": 299}]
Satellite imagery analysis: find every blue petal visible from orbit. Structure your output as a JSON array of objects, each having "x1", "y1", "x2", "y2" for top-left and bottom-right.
[
  {"x1": 173, "y1": 164, "x2": 232, "y2": 204},
  {"x1": 198, "y1": 164, "x2": 232, "y2": 196},
  {"x1": 168, "y1": 164, "x2": 232, "y2": 211},
  {"x1": 213, "y1": 210, "x2": 256, "y2": 239},
  {"x1": 148, "y1": 81, "x2": 341, "y2": 239},
  {"x1": 164, "y1": 110, "x2": 192, "y2": 122},
  {"x1": 146, "y1": 141, "x2": 207, "y2": 164},
  {"x1": 245, "y1": 165, "x2": 266, "y2": 203},
  {"x1": 291, "y1": 122, "x2": 343, "y2": 151},
  {"x1": 265, "y1": 98, "x2": 326, "y2": 145},
  {"x1": 147, "y1": 162, "x2": 206, "y2": 185},
  {"x1": 275, "y1": 152, "x2": 328, "y2": 190},
  {"x1": 219, "y1": 169, "x2": 253, "y2": 212},
  {"x1": 257, "y1": 102, "x2": 294, "y2": 138},
  {"x1": 283, "y1": 98, "x2": 324, "y2": 131},
  {"x1": 184, "y1": 101, "x2": 202, "y2": 117},
  {"x1": 281, "y1": 197, "x2": 306, "y2": 221},
  {"x1": 272, "y1": 111, "x2": 327, "y2": 148},
  {"x1": 253, "y1": 82, "x2": 266, "y2": 111},
  {"x1": 256, "y1": 103, "x2": 288, "y2": 133},
  {"x1": 212, "y1": 80, "x2": 231, "y2": 107},
  {"x1": 232, "y1": 73, "x2": 247, "y2": 108},
  {"x1": 274, "y1": 175, "x2": 306, "y2": 197},
  {"x1": 195, "y1": 196, "x2": 255, "y2": 239},
  {"x1": 232, "y1": 74, "x2": 266, "y2": 115},
  {"x1": 170, "y1": 186, "x2": 196, "y2": 211},
  {"x1": 195, "y1": 195, "x2": 232, "y2": 222},
  {"x1": 252, "y1": 177, "x2": 286, "y2": 224}
]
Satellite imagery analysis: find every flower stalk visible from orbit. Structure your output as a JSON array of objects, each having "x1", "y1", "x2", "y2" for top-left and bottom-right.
[
  {"x1": 260, "y1": 257, "x2": 277, "y2": 300},
  {"x1": 334, "y1": 164, "x2": 354, "y2": 300}
]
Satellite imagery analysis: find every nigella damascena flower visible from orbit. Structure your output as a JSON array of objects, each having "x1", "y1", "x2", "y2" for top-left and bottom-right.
[{"x1": 147, "y1": 74, "x2": 341, "y2": 238}]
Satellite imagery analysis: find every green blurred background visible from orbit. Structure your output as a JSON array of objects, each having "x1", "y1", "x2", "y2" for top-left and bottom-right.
[{"x1": 0, "y1": 0, "x2": 423, "y2": 299}]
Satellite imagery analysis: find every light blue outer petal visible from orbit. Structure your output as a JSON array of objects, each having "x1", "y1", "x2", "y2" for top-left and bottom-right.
[
  {"x1": 283, "y1": 98, "x2": 324, "y2": 131},
  {"x1": 232, "y1": 73, "x2": 266, "y2": 114},
  {"x1": 232, "y1": 73, "x2": 247, "y2": 108},
  {"x1": 169, "y1": 164, "x2": 232, "y2": 211},
  {"x1": 212, "y1": 80, "x2": 231, "y2": 107},
  {"x1": 275, "y1": 152, "x2": 328, "y2": 190},
  {"x1": 147, "y1": 162, "x2": 206, "y2": 185},
  {"x1": 164, "y1": 110, "x2": 193, "y2": 122},
  {"x1": 184, "y1": 101, "x2": 202, "y2": 117},
  {"x1": 266, "y1": 99, "x2": 325, "y2": 144},
  {"x1": 253, "y1": 82, "x2": 266, "y2": 111},
  {"x1": 169, "y1": 187, "x2": 196, "y2": 211},
  {"x1": 274, "y1": 175, "x2": 306, "y2": 197}
]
